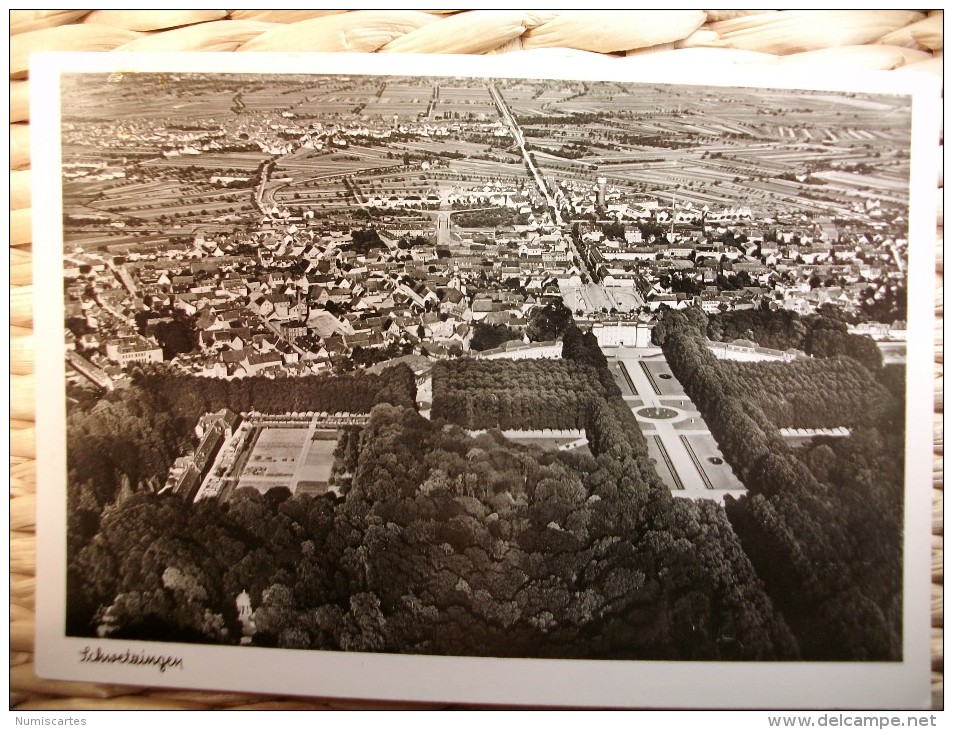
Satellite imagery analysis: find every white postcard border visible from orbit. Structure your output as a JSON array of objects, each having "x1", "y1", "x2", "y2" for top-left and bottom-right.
[{"x1": 30, "y1": 51, "x2": 940, "y2": 709}]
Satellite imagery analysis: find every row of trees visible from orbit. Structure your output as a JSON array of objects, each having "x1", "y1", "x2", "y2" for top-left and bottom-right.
[
  {"x1": 657, "y1": 310, "x2": 903, "y2": 660},
  {"x1": 704, "y1": 306, "x2": 884, "y2": 370},
  {"x1": 431, "y1": 358, "x2": 605, "y2": 432},
  {"x1": 719, "y1": 358, "x2": 893, "y2": 430},
  {"x1": 130, "y1": 363, "x2": 417, "y2": 429}
]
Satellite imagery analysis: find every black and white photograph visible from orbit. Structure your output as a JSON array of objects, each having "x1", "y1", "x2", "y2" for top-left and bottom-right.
[{"x1": 32, "y1": 52, "x2": 937, "y2": 708}]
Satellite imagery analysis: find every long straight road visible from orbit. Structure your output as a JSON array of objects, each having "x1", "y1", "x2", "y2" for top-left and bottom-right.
[
  {"x1": 487, "y1": 83, "x2": 629, "y2": 318},
  {"x1": 488, "y1": 83, "x2": 563, "y2": 226},
  {"x1": 108, "y1": 261, "x2": 139, "y2": 301}
]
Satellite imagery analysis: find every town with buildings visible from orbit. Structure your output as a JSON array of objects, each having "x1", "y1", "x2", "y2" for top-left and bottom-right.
[{"x1": 62, "y1": 75, "x2": 909, "y2": 384}]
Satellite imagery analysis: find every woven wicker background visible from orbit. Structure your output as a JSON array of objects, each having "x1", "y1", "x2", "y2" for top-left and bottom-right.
[{"x1": 9, "y1": 9, "x2": 944, "y2": 711}]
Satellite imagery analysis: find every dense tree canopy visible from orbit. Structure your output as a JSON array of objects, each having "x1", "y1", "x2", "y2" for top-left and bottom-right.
[
  {"x1": 344, "y1": 228, "x2": 385, "y2": 255},
  {"x1": 469, "y1": 322, "x2": 523, "y2": 352},
  {"x1": 525, "y1": 300, "x2": 573, "y2": 343},
  {"x1": 131, "y1": 362, "x2": 417, "y2": 427},
  {"x1": 718, "y1": 357, "x2": 892, "y2": 429},
  {"x1": 68, "y1": 332, "x2": 797, "y2": 661},
  {"x1": 431, "y1": 358, "x2": 604, "y2": 432},
  {"x1": 705, "y1": 306, "x2": 884, "y2": 370},
  {"x1": 656, "y1": 309, "x2": 904, "y2": 660},
  {"x1": 69, "y1": 400, "x2": 795, "y2": 660}
]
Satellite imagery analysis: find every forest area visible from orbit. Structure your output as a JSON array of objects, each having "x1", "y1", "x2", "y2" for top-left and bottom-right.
[
  {"x1": 697, "y1": 305, "x2": 885, "y2": 370},
  {"x1": 65, "y1": 365, "x2": 417, "y2": 597},
  {"x1": 65, "y1": 309, "x2": 902, "y2": 662},
  {"x1": 66, "y1": 328, "x2": 802, "y2": 661},
  {"x1": 718, "y1": 358, "x2": 892, "y2": 430},
  {"x1": 654, "y1": 307, "x2": 904, "y2": 660}
]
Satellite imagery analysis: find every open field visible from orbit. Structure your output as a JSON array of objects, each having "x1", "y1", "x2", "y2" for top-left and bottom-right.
[
  {"x1": 497, "y1": 80, "x2": 910, "y2": 219},
  {"x1": 143, "y1": 152, "x2": 269, "y2": 171}
]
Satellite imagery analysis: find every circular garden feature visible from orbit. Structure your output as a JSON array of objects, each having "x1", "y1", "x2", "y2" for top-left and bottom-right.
[{"x1": 636, "y1": 406, "x2": 679, "y2": 420}]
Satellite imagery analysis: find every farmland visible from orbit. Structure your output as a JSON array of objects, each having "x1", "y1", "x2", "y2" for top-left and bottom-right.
[
  {"x1": 60, "y1": 73, "x2": 912, "y2": 259},
  {"x1": 498, "y1": 81, "x2": 910, "y2": 220}
]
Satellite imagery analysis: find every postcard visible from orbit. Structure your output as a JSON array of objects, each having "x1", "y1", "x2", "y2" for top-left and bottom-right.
[{"x1": 30, "y1": 51, "x2": 939, "y2": 708}]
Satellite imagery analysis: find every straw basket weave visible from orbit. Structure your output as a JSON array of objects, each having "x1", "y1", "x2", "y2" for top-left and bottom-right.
[{"x1": 9, "y1": 9, "x2": 944, "y2": 711}]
